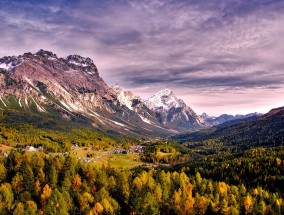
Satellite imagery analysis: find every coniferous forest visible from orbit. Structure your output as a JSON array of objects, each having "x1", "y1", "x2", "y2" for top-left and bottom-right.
[{"x1": 1, "y1": 149, "x2": 284, "y2": 215}]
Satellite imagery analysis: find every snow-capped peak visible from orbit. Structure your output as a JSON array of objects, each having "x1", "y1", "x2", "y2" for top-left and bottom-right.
[
  {"x1": 144, "y1": 88, "x2": 186, "y2": 114},
  {"x1": 156, "y1": 88, "x2": 173, "y2": 96}
]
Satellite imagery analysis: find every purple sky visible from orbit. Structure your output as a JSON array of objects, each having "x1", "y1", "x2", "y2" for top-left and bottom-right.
[{"x1": 1, "y1": 0, "x2": 284, "y2": 115}]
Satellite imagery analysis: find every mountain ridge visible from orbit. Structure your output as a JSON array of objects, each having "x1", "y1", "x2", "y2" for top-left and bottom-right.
[
  {"x1": 172, "y1": 104, "x2": 284, "y2": 151},
  {"x1": 0, "y1": 49, "x2": 262, "y2": 136}
]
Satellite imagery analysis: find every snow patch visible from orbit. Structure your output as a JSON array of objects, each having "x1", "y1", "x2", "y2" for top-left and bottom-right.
[
  {"x1": 0, "y1": 58, "x2": 23, "y2": 70},
  {"x1": 139, "y1": 115, "x2": 152, "y2": 124},
  {"x1": 150, "y1": 123, "x2": 178, "y2": 133},
  {"x1": 31, "y1": 97, "x2": 46, "y2": 112},
  {"x1": 0, "y1": 63, "x2": 11, "y2": 70},
  {"x1": 48, "y1": 56, "x2": 57, "y2": 61},
  {"x1": 109, "y1": 120, "x2": 125, "y2": 127},
  {"x1": 93, "y1": 112, "x2": 100, "y2": 116},
  {"x1": 24, "y1": 77, "x2": 35, "y2": 88},
  {"x1": 25, "y1": 97, "x2": 28, "y2": 106},
  {"x1": 68, "y1": 102, "x2": 81, "y2": 111},
  {"x1": 60, "y1": 100, "x2": 83, "y2": 112},
  {"x1": 111, "y1": 85, "x2": 135, "y2": 111},
  {"x1": 53, "y1": 82, "x2": 70, "y2": 96},
  {"x1": 0, "y1": 97, "x2": 7, "y2": 107},
  {"x1": 68, "y1": 60, "x2": 90, "y2": 67},
  {"x1": 18, "y1": 99, "x2": 22, "y2": 107}
]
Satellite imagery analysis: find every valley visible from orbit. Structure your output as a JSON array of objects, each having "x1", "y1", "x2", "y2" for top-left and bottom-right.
[
  {"x1": 2, "y1": 0, "x2": 284, "y2": 214},
  {"x1": 0, "y1": 50, "x2": 283, "y2": 214}
]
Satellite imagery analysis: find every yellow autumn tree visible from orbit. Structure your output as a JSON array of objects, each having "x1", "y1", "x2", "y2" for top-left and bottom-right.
[
  {"x1": 243, "y1": 195, "x2": 253, "y2": 213},
  {"x1": 184, "y1": 183, "x2": 195, "y2": 214},
  {"x1": 173, "y1": 182, "x2": 195, "y2": 215},
  {"x1": 35, "y1": 180, "x2": 41, "y2": 196},
  {"x1": 218, "y1": 182, "x2": 228, "y2": 196},
  {"x1": 196, "y1": 196, "x2": 209, "y2": 214},
  {"x1": 41, "y1": 184, "x2": 52, "y2": 207},
  {"x1": 80, "y1": 192, "x2": 94, "y2": 212},
  {"x1": 73, "y1": 174, "x2": 82, "y2": 192},
  {"x1": 92, "y1": 202, "x2": 104, "y2": 215}
]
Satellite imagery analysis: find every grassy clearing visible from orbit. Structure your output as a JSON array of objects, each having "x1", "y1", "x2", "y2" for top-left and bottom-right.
[
  {"x1": 102, "y1": 153, "x2": 142, "y2": 169},
  {"x1": 69, "y1": 147, "x2": 144, "y2": 169},
  {"x1": 156, "y1": 151, "x2": 173, "y2": 157}
]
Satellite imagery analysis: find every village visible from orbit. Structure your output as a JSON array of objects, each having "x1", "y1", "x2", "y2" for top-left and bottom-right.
[
  {"x1": 69, "y1": 144, "x2": 145, "y2": 164},
  {"x1": 0, "y1": 143, "x2": 146, "y2": 168}
]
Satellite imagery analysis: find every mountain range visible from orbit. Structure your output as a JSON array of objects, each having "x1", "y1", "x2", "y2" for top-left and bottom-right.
[{"x1": 0, "y1": 50, "x2": 260, "y2": 137}]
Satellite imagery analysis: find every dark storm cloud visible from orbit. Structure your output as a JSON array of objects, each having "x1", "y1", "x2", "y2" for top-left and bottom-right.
[{"x1": 125, "y1": 68, "x2": 283, "y2": 89}]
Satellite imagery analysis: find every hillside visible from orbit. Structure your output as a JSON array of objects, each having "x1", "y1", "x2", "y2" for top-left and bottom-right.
[{"x1": 172, "y1": 106, "x2": 284, "y2": 151}]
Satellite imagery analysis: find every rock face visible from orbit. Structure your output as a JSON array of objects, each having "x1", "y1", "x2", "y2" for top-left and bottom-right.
[
  {"x1": 0, "y1": 50, "x2": 110, "y2": 113},
  {"x1": 110, "y1": 85, "x2": 138, "y2": 111}
]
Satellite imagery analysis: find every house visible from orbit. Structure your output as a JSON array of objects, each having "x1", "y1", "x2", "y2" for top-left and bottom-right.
[{"x1": 25, "y1": 146, "x2": 36, "y2": 152}]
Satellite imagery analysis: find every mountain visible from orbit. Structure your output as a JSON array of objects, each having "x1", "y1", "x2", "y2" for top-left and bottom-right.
[
  {"x1": 172, "y1": 106, "x2": 284, "y2": 150},
  {"x1": 110, "y1": 84, "x2": 137, "y2": 111},
  {"x1": 144, "y1": 88, "x2": 208, "y2": 130},
  {"x1": 0, "y1": 50, "x2": 175, "y2": 136},
  {"x1": 200, "y1": 112, "x2": 262, "y2": 126},
  {"x1": 2, "y1": 49, "x2": 264, "y2": 137},
  {"x1": 0, "y1": 50, "x2": 209, "y2": 136},
  {"x1": 109, "y1": 84, "x2": 167, "y2": 129}
]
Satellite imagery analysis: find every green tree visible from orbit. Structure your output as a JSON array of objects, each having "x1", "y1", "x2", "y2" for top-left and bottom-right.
[
  {"x1": 44, "y1": 188, "x2": 68, "y2": 215},
  {"x1": 0, "y1": 183, "x2": 14, "y2": 213},
  {"x1": 0, "y1": 163, "x2": 7, "y2": 183}
]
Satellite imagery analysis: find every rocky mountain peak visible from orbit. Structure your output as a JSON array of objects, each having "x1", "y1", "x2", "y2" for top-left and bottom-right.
[
  {"x1": 200, "y1": 113, "x2": 212, "y2": 119},
  {"x1": 0, "y1": 55, "x2": 23, "y2": 71},
  {"x1": 35, "y1": 49, "x2": 58, "y2": 60},
  {"x1": 142, "y1": 88, "x2": 208, "y2": 129},
  {"x1": 65, "y1": 54, "x2": 95, "y2": 68}
]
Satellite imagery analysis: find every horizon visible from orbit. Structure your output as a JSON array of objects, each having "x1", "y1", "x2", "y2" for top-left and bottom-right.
[{"x1": 1, "y1": 0, "x2": 284, "y2": 115}]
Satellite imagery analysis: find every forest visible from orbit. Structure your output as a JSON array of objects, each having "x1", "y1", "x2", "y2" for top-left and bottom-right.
[{"x1": 0, "y1": 150, "x2": 283, "y2": 215}]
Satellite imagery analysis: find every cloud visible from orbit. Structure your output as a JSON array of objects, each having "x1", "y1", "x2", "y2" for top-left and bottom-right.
[{"x1": 1, "y1": 0, "x2": 284, "y2": 115}]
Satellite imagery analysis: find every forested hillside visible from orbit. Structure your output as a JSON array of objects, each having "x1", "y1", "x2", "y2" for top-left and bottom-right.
[
  {"x1": 172, "y1": 107, "x2": 284, "y2": 152},
  {"x1": 0, "y1": 110, "x2": 136, "y2": 152},
  {"x1": 0, "y1": 151, "x2": 283, "y2": 214}
]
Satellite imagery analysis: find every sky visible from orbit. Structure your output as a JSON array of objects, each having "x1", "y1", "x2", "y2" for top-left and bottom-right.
[{"x1": 1, "y1": 0, "x2": 284, "y2": 116}]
